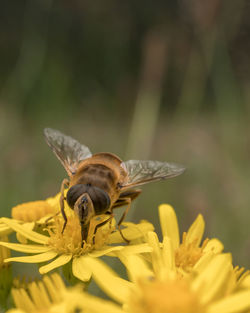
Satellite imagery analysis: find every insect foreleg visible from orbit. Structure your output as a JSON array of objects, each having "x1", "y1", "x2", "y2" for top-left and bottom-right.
[
  {"x1": 92, "y1": 212, "x2": 114, "y2": 244},
  {"x1": 44, "y1": 211, "x2": 60, "y2": 226},
  {"x1": 117, "y1": 197, "x2": 132, "y2": 243},
  {"x1": 60, "y1": 178, "x2": 70, "y2": 234}
]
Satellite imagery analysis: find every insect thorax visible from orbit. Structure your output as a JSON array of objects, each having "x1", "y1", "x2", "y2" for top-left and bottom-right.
[{"x1": 74, "y1": 161, "x2": 121, "y2": 191}]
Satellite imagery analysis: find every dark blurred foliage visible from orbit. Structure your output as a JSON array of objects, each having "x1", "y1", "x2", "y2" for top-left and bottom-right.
[{"x1": 0, "y1": 0, "x2": 250, "y2": 268}]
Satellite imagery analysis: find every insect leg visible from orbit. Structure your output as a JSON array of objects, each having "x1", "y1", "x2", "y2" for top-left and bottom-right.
[
  {"x1": 109, "y1": 208, "x2": 114, "y2": 230},
  {"x1": 60, "y1": 178, "x2": 70, "y2": 234},
  {"x1": 112, "y1": 189, "x2": 142, "y2": 209},
  {"x1": 112, "y1": 189, "x2": 142, "y2": 243},
  {"x1": 118, "y1": 198, "x2": 131, "y2": 243},
  {"x1": 92, "y1": 213, "x2": 114, "y2": 245},
  {"x1": 45, "y1": 211, "x2": 60, "y2": 226}
]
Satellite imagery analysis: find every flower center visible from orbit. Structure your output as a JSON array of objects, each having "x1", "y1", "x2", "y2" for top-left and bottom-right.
[
  {"x1": 47, "y1": 214, "x2": 115, "y2": 255},
  {"x1": 175, "y1": 232, "x2": 209, "y2": 272},
  {"x1": 11, "y1": 201, "x2": 57, "y2": 222},
  {"x1": 131, "y1": 279, "x2": 206, "y2": 313}
]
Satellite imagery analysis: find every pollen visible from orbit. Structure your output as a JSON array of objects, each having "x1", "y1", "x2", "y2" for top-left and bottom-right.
[
  {"x1": 175, "y1": 232, "x2": 209, "y2": 272},
  {"x1": 131, "y1": 279, "x2": 206, "y2": 313},
  {"x1": 47, "y1": 214, "x2": 115, "y2": 255},
  {"x1": 11, "y1": 201, "x2": 57, "y2": 222}
]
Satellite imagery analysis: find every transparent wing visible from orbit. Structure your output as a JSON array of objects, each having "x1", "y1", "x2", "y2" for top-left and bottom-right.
[
  {"x1": 121, "y1": 159, "x2": 185, "y2": 189},
  {"x1": 44, "y1": 128, "x2": 92, "y2": 176}
]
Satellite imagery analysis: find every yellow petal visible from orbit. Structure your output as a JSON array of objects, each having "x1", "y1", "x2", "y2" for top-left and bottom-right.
[
  {"x1": 0, "y1": 222, "x2": 13, "y2": 236},
  {"x1": 192, "y1": 253, "x2": 232, "y2": 304},
  {"x1": 193, "y1": 252, "x2": 216, "y2": 273},
  {"x1": 72, "y1": 256, "x2": 92, "y2": 282},
  {"x1": 108, "y1": 221, "x2": 154, "y2": 243},
  {"x1": 120, "y1": 254, "x2": 154, "y2": 283},
  {"x1": 28, "y1": 281, "x2": 50, "y2": 309},
  {"x1": 89, "y1": 246, "x2": 124, "y2": 257},
  {"x1": 203, "y1": 238, "x2": 224, "y2": 253},
  {"x1": 107, "y1": 244, "x2": 152, "y2": 258},
  {"x1": 50, "y1": 272, "x2": 66, "y2": 291},
  {"x1": 16, "y1": 222, "x2": 35, "y2": 244},
  {"x1": 193, "y1": 238, "x2": 224, "y2": 272},
  {"x1": 46, "y1": 192, "x2": 61, "y2": 208},
  {"x1": 4, "y1": 251, "x2": 58, "y2": 263},
  {"x1": 16, "y1": 233, "x2": 28, "y2": 244},
  {"x1": 40, "y1": 280, "x2": 54, "y2": 306},
  {"x1": 207, "y1": 290, "x2": 250, "y2": 313},
  {"x1": 158, "y1": 204, "x2": 179, "y2": 251},
  {"x1": 63, "y1": 289, "x2": 124, "y2": 313},
  {"x1": 119, "y1": 243, "x2": 152, "y2": 255},
  {"x1": 147, "y1": 231, "x2": 164, "y2": 278},
  {"x1": 11, "y1": 288, "x2": 35, "y2": 312},
  {"x1": 22, "y1": 222, "x2": 35, "y2": 229},
  {"x1": 81, "y1": 256, "x2": 132, "y2": 304},
  {"x1": 43, "y1": 273, "x2": 65, "y2": 302},
  {"x1": 240, "y1": 273, "x2": 250, "y2": 288},
  {"x1": 0, "y1": 241, "x2": 51, "y2": 254},
  {"x1": 185, "y1": 214, "x2": 204, "y2": 246},
  {"x1": 1, "y1": 218, "x2": 48, "y2": 244},
  {"x1": 39, "y1": 254, "x2": 72, "y2": 274},
  {"x1": 162, "y1": 236, "x2": 176, "y2": 271}
]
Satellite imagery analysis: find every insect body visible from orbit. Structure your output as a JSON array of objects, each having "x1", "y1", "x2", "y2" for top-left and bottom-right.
[{"x1": 44, "y1": 128, "x2": 185, "y2": 247}]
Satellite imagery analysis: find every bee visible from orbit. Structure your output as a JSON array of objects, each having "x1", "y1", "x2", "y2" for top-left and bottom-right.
[{"x1": 44, "y1": 128, "x2": 185, "y2": 247}]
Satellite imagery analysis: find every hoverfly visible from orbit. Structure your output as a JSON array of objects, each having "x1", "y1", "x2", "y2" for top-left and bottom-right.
[{"x1": 44, "y1": 128, "x2": 185, "y2": 247}]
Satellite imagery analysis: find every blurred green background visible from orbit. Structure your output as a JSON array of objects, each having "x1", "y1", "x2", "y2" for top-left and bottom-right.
[{"x1": 0, "y1": 0, "x2": 250, "y2": 268}]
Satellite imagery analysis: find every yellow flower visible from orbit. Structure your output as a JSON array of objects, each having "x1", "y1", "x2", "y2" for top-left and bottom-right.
[
  {"x1": 11, "y1": 193, "x2": 60, "y2": 222},
  {"x1": 61, "y1": 204, "x2": 250, "y2": 313},
  {"x1": 61, "y1": 253, "x2": 250, "y2": 313},
  {"x1": 0, "y1": 194, "x2": 61, "y2": 245},
  {"x1": 0, "y1": 212, "x2": 153, "y2": 282},
  {"x1": 124, "y1": 204, "x2": 224, "y2": 276},
  {"x1": 117, "y1": 205, "x2": 248, "y2": 297},
  {"x1": 6, "y1": 272, "x2": 66, "y2": 313},
  {"x1": 161, "y1": 204, "x2": 225, "y2": 272}
]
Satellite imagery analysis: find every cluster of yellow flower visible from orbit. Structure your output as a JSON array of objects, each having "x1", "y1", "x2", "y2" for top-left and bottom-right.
[{"x1": 0, "y1": 194, "x2": 250, "y2": 313}]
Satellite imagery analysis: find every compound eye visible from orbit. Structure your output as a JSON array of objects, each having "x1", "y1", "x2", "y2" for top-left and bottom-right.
[
  {"x1": 66, "y1": 184, "x2": 87, "y2": 209},
  {"x1": 88, "y1": 186, "x2": 110, "y2": 213}
]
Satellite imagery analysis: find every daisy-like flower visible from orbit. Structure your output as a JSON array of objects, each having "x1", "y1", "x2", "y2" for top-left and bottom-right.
[
  {"x1": 116, "y1": 205, "x2": 249, "y2": 306},
  {"x1": 6, "y1": 272, "x2": 66, "y2": 313},
  {"x1": 122, "y1": 204, "x2": 224, "y2": 276},
  {"x1": 71, "y1": 205, "x2": 249, "y2": 313},
  {"x1": 0, "y1": 193, "x2": 61, "y2": 245},
  {"x1": 64, "y1": 204, "x2": 250, "y2": 313},
  {"x1": 0, "y1": 204, "x2": 153, "y2": 282},
  {"x1": 59, "y1": 252, "x2": 250, "y2": 313},
  {"x1": 11, "y1": 193, "x2": 60, "y2": 222}
]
